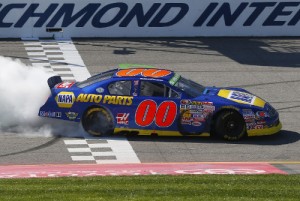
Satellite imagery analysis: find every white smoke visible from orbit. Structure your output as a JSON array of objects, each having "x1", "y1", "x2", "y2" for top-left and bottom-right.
[{"x1": 0, "y1": 56, "x2": 85, "y2": 137}]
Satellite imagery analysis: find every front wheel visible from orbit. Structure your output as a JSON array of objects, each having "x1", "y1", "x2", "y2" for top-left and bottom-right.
[
  {"x1": 82, "y1": 107, "x2": 114, "y2": 136},
  {"x1": 213, "y1": 111, "x2": 246, "y2": 141}
]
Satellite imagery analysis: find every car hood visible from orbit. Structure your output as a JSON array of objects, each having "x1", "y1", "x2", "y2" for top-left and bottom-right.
[{"x1": 202, "y1": 87, "x2": 266, "y2": 108}]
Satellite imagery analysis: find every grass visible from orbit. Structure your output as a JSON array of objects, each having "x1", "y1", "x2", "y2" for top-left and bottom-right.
[{"x1": 0, "y1": 175, "x2": 300, "y2": 201}]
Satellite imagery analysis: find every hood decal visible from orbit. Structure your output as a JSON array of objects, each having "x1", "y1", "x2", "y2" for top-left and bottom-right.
[{"x1": 218, "y1": 90, "x2": 265, "y2": 108}]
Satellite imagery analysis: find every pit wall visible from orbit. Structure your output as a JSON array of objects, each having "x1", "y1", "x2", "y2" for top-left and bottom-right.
[{"x1": 0, "y1": 0, "x2": 299, "y2": 38}]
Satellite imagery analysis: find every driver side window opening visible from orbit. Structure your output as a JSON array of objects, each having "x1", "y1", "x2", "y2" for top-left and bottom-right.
[
  {"x1": 140, "y1": 81, "x2": 180, "y2": 98},
  {"x1": 108, "y1": 80, "x2": 131, "y2": 96}
]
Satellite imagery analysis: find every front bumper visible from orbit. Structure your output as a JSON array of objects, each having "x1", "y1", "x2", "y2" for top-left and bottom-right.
[{"x1": 247, "y1": 121, "x2": 282, "y2": 137}]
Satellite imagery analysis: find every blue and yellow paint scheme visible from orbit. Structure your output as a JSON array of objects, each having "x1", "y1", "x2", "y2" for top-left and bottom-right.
[{"x1": 39, "y1": 66, "x2": 281, "y2": 139}]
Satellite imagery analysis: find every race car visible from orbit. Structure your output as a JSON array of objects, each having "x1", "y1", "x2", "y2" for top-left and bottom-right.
[{"x1": 39, "y1": 64, "x2": 281, "y2": 140}]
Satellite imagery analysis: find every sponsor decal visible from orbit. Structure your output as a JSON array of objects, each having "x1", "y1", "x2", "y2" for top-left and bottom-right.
[
  {"x1": 181, "y1": 99, "x2": 190, "y2": 105},
  {"x1": 257, "y1": 120, "x2": 266, "y2": 125},
  {"x1": 230, "y1": 91, "x2": 254, "y2": 104},
  {"x1": 76, "y1": 94, "x2": 133, "y2": 106},
  {"x1": 180, "y1": 100, "x2": 215, "y2": 110},
  {"x1": 246, "y1": 122, "x2": 256, "y2": 130},
  {"x1": 56, "y1": 81, "x2": 75, "y2": 89},
  {"x1": 255, "y1": 125, "x2": 264, "y2": 129},
  {"x1": 116, "y1": 68, "x2": 171, "y2": 78},
  {"x1": 55, "y1": 92, "x2": 75, "y2": 108},
  {"x1": 102, "y1": 95, "x2": 133, "y2": 105},
  {"x1": 117, "y1": 113, "x2": 129, "y2": 125},
  {"x1": 39, "y1": 111, "x2": 62, "y2": 118},
  {"x1": 247, "y1": 121, "x2": 268, "y2": 130},
  {"x1": 256, "y1": 111, "x2": 270, "y2": 119},
  {"x1": 0, "y1": 2, "x2": 299, "y2": 29},
  {"x1": 169, "y1": 74, "x2": 180, "y2": 85},
  {"x1": 65, "y1": 112, "x2": 78, "y2": 120},
  {"x1": 180, "y1": 100, "x2": 215, "y2": 126},
  {"x1": 96, "y1": 87, "x2": 104, "y2": 93},
  {"x1": 242, "y1": 109, "x2": 255, "y2": 122},
  {"x1": 76, "y1": 94, "x2": 102, "y2": 103},
  {"x1": 192, "y1": 122, "x2": 202, "y2": 127},
  {"x1": 218, "y1": 90, "x2": 266, "y2": 107}
]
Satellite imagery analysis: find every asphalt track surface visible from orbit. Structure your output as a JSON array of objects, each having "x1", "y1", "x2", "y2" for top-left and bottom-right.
[{"x1": 0, "y1": 38, "x2": 299, "y2": 174}]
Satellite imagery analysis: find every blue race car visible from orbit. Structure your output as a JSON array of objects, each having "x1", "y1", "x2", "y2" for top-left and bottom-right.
[{"x1": 39, "y1": 65, "x2": 281, "y2": 140}]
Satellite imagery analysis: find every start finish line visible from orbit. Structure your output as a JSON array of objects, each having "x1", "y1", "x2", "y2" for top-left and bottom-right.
[{"x1": 0, "y1": 163, "x2": 286, "y2": 178}]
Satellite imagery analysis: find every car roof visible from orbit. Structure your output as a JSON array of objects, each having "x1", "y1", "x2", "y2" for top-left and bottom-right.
[
  {"x1": 111, "y1": 67, "x2": 177, "y2": 82},
  {"x1": 76, "y1": 65, "x2": 180, "y2": 89}
]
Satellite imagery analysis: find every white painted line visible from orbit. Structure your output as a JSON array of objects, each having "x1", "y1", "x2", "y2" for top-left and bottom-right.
[
  {"x1": 71, "y1": 156, "x2": 95, "y2": 161},
  {"x1": 23, "y1": 42, "x2": 42, "y2": 46},
  {"x1": 41, "y1": 45, "x2": 60, "y2": 48},
  {"x1": 92, "y1": 152, "x2": 115, "y2": 157},
  {"x1": 57, "y1": 41, "x2": 90, "y2": 81},
  {"x1": 27, "y1": 52, "x2": 46, "y2": 56},
  {"x1": 25, "y1": 47, "x2": 43, "y2": 51},
  {"x1": 28, "y1": 55, "x2": 47, "y2": 58},
  {"x1": 46, "y1": 55, "x2": 65, "y2": 59},
  {"x1": 95, "y1": 158, "x2": 140, "y2": 164},
  {"x1": 64, "y1": 140, "x2": 88, "y2": 145},
  {"x1": 68, "y1": 148, "x2": 91, "y2": 153},
  {"x1": 31, "y1": 63, "x2": 52, "y2": 67},
  {"x1": 44, "y1": 49, "x2": 64, "y2": 53},
  {"x1": 52, "y1": 65, "x2": 74, "y2": 69},
  {"x1": 88, "y1": 144, "x2": 109, "y2": 148}
]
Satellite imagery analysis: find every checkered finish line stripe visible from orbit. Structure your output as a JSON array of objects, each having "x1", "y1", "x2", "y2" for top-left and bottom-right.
[
  {"x1": 22, "y1": 38, "x2": 90, "y2": 82},
  {"x1": 64, "y1": 139, "x2": 140, "y2": 164},
  {"x1": 22, "y1": 38, "x2": 140, "y2": 164}
]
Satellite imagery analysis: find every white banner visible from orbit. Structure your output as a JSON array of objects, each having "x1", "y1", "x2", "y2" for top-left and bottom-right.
[{"x1": 0, "y1": 0, "x2": 299, "y2": 38}]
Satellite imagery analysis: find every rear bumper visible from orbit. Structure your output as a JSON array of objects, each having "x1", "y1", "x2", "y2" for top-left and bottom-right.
[{"x1": 247, "y1": 121, "x2": 282, "y2": 137}]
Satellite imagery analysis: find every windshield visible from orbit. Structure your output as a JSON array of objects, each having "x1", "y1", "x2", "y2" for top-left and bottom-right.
[
  {"x1": 174, "y1": 76, "x2": 205, "y2": 98},
  {"x1": 76, "y1": 70, "x2": 116, "y2": 88}
]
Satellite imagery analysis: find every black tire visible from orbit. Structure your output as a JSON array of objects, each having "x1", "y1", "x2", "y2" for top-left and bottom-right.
[
  {"x1": 213, "y1": 110, "x2": 246, "y2": 141},
  {"x1": 48, "y1": 76, "x2": 62, "y2": 89},
  {"x1": 82, "y1": 107, "x2": 114, "y2": 136}
]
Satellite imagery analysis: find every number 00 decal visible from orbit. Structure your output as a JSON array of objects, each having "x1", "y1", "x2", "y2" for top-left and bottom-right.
[
  {"x1": 135, "y1": 100, "x2": 177, "y2": 127},
  {"x1": 116, "y1": 68, "x2": 171, "y2": 78}
]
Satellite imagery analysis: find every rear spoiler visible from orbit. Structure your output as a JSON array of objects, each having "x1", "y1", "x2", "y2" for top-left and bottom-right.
[{"x1": 47, "y1": 76, "x2": 62, "y2": 89}]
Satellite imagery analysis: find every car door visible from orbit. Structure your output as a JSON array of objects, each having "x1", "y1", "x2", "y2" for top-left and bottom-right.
[
  {"x1": 132, "y1": 80, "x2": 181, "y2": 133},
  {"x1": 105, "y1": 79, "x2": 134, "y2": 128}
]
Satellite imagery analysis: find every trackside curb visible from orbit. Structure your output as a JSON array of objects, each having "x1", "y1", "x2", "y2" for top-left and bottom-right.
[{"x1": 0, "y1": 162, "x2": 287, "y2": 178}]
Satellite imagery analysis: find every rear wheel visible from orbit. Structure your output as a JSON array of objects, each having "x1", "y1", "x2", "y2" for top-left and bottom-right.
[
  {"x1": 82, "y1": 107, "x2": 114, "y2": 136},
  {"x1": 213, "y1": 110, "x2": 246, "y2": 141}
]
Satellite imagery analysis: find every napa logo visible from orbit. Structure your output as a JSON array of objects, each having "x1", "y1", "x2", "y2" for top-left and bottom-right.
[{"x1": 55, "y1": 92, "x2": 75, "y2": 108}]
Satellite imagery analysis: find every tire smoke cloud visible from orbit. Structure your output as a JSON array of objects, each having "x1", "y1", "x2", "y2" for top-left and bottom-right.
[
  {"x1": 0, "y1": 56, "x2": 88, "y2": 137},
  {"x1": 0, "y1": 56, "x2": 53, "y2": 135}
]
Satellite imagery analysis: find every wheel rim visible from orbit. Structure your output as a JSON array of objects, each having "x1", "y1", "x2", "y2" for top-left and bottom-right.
[
  {"x1": 224, "y1": 113, "x2": 244, "y2": 137},
  {"x1": 214, "y1": 111, "x2": 246, "y2": 140},
  {"x1": 83, "y1": 108, "x2": 114, "y2": 136},
  {"x1": 226, "y1": 120, "x2": 237, "y2": 132}
]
